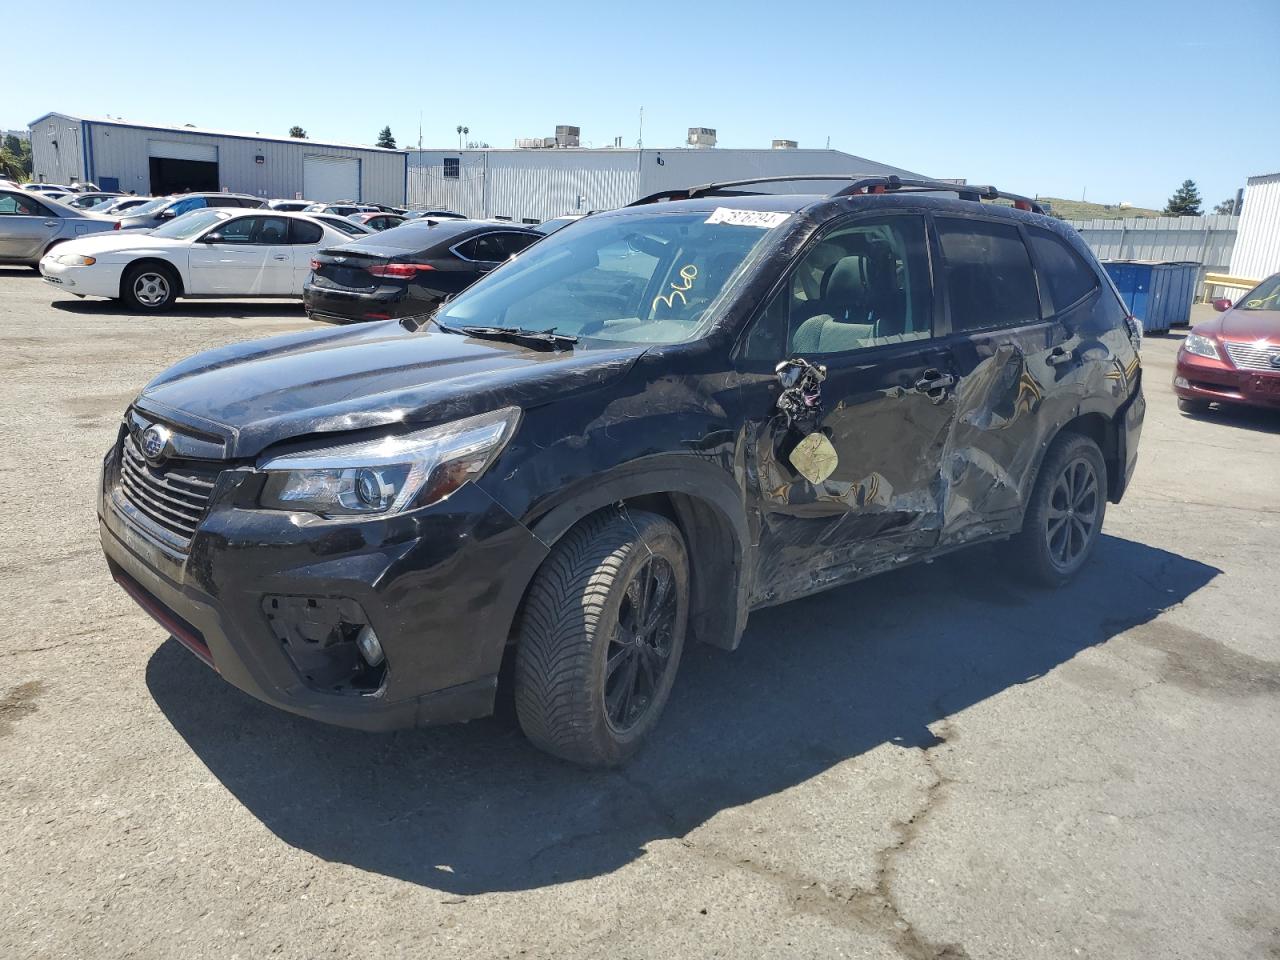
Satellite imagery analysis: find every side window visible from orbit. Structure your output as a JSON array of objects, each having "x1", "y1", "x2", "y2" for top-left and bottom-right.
[
  {"x1": 936, "y1": 218, "x2": 1040, "y2": 332},
  {"x1": 205, "y1": 196, "x2": 239, "y2": 208},
  {"x1": 494, "y1": 231, "x2": 539, "y2": 258},
  {"x1": 1027, "y1": 226, "x2": 1099, "y2": 314},
  {"x1": 213, "y1": 217, "x2": 256, "y2": 243},
  {"x1": 468, "y1": 234, "x2": 508, "y2": 261},
  {"x1": 782, "y1": 215, "x2": 934, "y2": 356},
  {"x1": 254, "y1": 216, "x2": 289, "y2": 243},
  {"x1": 170, "y1": 196, "x2": 207, "y2": 216},
  {"x1": 289, "y1": 219, "x2": 323, "y2": 245},
  {"x1": 0, "y1": 193, "x2": 47, "y2": 216}
]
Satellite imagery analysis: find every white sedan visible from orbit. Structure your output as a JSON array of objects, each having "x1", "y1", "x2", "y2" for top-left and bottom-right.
[{"x1": 38, "y1": 209, "x2": 352, "y2": 311}]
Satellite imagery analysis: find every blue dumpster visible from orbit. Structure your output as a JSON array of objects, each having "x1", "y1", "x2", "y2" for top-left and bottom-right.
[{"x1": 1102, "y1": 261, "x2": 1200, "y2": 333}]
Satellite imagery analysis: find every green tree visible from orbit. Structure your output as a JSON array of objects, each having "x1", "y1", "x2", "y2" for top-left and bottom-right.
[
  {"x1": 289, "y1": 125, "x2": 307, "y2": 139},
  {"x1": 376, "y1": 126, "x2": 397, "y2": 149},
  {"x1": 1163, "y1": 179, "x2": 1203, "y2": 217},
  {"x1": 1213, "y1": 196, "x2": 1239, "y2": 215},
  {"x1": 3, "y1": 134, "x2": 20, "y2": 156},
  {"x1": 0, "y1": 147, "x2": 24, "y2": 181}
]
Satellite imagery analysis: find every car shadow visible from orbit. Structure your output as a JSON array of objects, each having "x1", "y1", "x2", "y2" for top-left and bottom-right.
[
  {"x1": 1181, "y1": 403, "x2": 1280, "y2": 434},
  {"x1": 146, "y1": 534, "x2": 1218, "y2": 895},
  {"x1": 49, "y1": 299, "x2": 307, "y2": 320}
]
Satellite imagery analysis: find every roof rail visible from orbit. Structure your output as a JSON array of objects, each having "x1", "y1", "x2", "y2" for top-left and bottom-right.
[{"x1": 629, "y1": 174, "x2": 1044, "y2": 214}]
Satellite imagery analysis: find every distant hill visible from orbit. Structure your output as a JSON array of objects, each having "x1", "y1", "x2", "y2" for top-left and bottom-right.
[{"x1": 1038, "y1": 197, "x2": 1163, "y2": 221}]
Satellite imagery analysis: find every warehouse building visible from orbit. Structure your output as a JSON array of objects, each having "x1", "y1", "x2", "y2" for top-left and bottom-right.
[
  {"x1": 26, "y1": 112, "x2": 407, "y2": 204},
  {"x1": 1228, "y1": 171, "x2": 1280, "y2": 282},
  {"x1": 407, "y1": 130, "x2": 922, "y2": 222}
]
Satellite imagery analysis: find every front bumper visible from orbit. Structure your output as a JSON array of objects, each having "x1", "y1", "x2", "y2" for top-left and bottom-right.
[
  {"x1": 39, "y1": 256, "x2": 125, "y2": 298},
  {"x1": 98, "y1": 437, "x2": 549, "y2": 731},
  {"x1": 1174, "y1": 350, "x2": 1280, "y2": 409}
]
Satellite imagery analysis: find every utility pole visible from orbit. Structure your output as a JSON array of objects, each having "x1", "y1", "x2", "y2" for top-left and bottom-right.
[{"x1": 638, "y1": 106, "x2": 644, "y2": 149}]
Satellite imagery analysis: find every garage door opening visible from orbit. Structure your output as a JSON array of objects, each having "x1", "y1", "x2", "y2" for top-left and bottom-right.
[
  {"x1": 304, "y1": 155, "x2": 360, "y2": 202},
  {"x1": 149, "y1": 156, "x2": 219, "y2": 195}
]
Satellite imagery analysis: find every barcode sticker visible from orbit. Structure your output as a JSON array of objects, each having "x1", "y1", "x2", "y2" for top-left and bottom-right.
[{"x1": 704, "y1": 208, "x2": 792, "y2": 229}]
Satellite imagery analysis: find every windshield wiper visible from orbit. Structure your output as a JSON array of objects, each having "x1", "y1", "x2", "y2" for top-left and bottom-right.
[{"x1": 453, "y1": 325, "x2": 578, "y2": 352}]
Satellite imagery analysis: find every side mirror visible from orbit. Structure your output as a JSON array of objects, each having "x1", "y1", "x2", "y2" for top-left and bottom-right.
[
  {"x1": 1212, "y1": 298, "x2": 1233, "y2": 312},
  {"x1": 201, "y1": 231, "x2": 224, "y2": 243},
  {"x1": 157, "y1": 209, "x2": 177, "y2": 220}
]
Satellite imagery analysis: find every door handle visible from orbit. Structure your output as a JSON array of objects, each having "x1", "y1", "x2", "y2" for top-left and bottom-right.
[
  {"x1": 914, "y1": 368, "x2": 957, "y2": 399},
  {"x1": 271, "y1": 255, "x2": 289, "y2": 261},
  {"x1": 44, "y1": 220, "x2": 58, "y2": 227},
  {"x1": 1045, "y1": 346, "x2": 1072, "y2": 366}
]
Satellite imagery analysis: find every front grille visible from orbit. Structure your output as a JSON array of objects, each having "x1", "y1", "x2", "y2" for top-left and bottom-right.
[
  {"x1": 119, "y1": 435, "x2": 220, "y2": 543},
  {"x1": 1222, "y1": 340, "x2": 1280, "y2": 373}
]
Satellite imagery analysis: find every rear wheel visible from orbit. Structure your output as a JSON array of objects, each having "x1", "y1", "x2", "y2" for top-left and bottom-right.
[
  {"x1": 122, "y1": 263, "x2": 179, "y2": 311},
  {"x1": 1009, "y1": 432, "x2": 1107, "y2": 588},
  {"x1": 1177, "y1": 397, "x2": 1211, "y2": 414},
  {"x1": 514, "y1": 509, "x2": 689, "y2": 767}
]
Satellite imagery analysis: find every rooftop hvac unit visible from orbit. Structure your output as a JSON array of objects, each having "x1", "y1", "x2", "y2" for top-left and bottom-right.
[
  {"x1": 687, "y1": 127, "x2": 717, "y2": 148},
  {"x1": 772, "y1": 139, "x2": 798, "y2": 150},
  {"x1": 554, "y1": 125, "x2": 580, "y2": 147}
]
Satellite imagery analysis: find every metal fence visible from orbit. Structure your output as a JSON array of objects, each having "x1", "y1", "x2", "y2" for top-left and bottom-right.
[{"x1": 1065, "y1": 214, "x2": 1239, "y2": 299}]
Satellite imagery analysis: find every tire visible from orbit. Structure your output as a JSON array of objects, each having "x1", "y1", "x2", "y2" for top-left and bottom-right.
[
  {"x1": 1009, "y1": 432, "x2": 1108, "y2": 588},
  {"x1": 1177, "y1": 397, "x2": 1211, "y2": 414},
  {"x1": 122, "y1": 262, "x2": 179, "y2": 311},
  {"x1": 514, "y1": 508, "x2": 689, "y2": 767}
]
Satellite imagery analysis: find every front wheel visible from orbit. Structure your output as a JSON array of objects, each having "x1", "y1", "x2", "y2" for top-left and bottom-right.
[
  {"x1": 1009, "y1": 432, "x2": 1107, "y2": 588},
  {"x1": 122, "y1": 263, "x2": 179, "y2": 311},
  {"x1": 514, "y1": 509, "x2": 689, "y2": 767}
]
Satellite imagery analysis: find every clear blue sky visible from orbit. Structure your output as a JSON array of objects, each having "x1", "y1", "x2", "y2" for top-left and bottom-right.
[{"x1": 6, "y1": 0, "x2": 1277, "y2": 209}]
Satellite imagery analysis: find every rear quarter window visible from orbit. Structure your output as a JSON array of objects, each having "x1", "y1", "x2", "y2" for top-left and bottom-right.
[{"x1": 1027, "y1": 226, "x2": 1099, "y2": 313}]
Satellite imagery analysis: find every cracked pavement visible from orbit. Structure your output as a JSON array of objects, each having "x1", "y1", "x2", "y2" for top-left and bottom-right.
[{"x1": 1, "y1": 278, "x2": 1277, "y2": 959}]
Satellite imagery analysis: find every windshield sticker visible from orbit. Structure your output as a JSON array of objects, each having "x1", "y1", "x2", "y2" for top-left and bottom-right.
[
  {"x1": 704, "y1": 208, "x2": 792, "y2": 229},
  {"x1": 652, "y1": 264, "x2": 699, "y2": 313}
]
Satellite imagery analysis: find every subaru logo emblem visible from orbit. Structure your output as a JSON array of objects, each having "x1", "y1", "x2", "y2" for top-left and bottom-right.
[{"x1": 141, "y1": 424, "x2": 171, "y2": 462}]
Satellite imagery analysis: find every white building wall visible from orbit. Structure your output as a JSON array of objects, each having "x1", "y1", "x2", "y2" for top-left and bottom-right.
[
  {"x1": 407, "y1": 148, "x2": 921, "y2": 221},
  {"x1": 1229, "y1": 173, "x2": 1280, "y2": 281},
  {"x1": 28, "y1": 114, "x2": 406, "y2": 203}
]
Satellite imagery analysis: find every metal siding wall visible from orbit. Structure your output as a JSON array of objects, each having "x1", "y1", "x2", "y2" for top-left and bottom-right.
[
  {"x1": 1229, "y1": 175, "x2": 1280, "y2": 281},
  {"x1": 407, "y1": 148, "x2": 917, "y2": 220},
  {"x1": 80, "y1": 123, "x2": 404, "y2": 203},
  {"x1": 28, "y1": 116, "x2": 86, "y2": 184},
  {"x1": 638, "y1": 149, "x2": 917, "y2": 197},
  {"x1": 1066, "y1": 214, "x2": 1239, "y2": 296}
]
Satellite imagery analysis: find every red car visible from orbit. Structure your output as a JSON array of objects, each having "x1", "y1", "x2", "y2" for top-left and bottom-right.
[{"x1": 1174, "y1": 273, "x2": 1280, "y2": 412}]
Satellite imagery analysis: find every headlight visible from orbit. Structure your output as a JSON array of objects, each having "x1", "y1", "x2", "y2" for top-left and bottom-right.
[
  {"x1": 258, "y1": 406, "x2": 520, "y2": 517},
  {"x1": 1183, "y1": 332, "x2": 1219, "y2": 360},
  {"x1": 55, "y1": 253, "x2": 96, "y2": 266}
]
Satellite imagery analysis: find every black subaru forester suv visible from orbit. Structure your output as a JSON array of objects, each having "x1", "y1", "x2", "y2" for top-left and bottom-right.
[{"x1": 99, "y1": 176, "x2": 1145, "y2": 767}]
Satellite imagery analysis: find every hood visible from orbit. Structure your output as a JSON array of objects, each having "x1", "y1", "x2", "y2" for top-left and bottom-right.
[
  {"x1": 55, "y1": 232, "x2": 187, "y2": 256},
  {"x1": 1210, "y1": 308, "x2": 1280, "y2": 344},
  {"x1": 136, "y1": 321, "x2": 645, "y2": 458}
]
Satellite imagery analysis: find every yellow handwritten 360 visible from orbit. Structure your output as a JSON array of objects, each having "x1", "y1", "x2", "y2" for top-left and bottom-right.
[{"x1": 653, "y1": 265, "x2": 698, "y2": 313}]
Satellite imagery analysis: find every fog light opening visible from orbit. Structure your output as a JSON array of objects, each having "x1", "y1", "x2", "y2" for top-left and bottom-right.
[
  {"x1": 1173, "y1": 376, "x2": 1190, "y2": 388},
  {"x1": 356, "y1": 625, "x2": 385, "y2": 667}
]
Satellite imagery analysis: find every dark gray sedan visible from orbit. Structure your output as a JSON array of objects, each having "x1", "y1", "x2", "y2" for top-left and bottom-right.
[
  {"x1": 114, "y1": 192, "x2": 266, "y2": 231},
  {"x1": 0, "y1": 189, "x2": 118, "y2": 267}
]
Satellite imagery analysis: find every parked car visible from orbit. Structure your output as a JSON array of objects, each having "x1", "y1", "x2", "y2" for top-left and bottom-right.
[
  {"x1": 535, "y1": 214, "x2": 587, "y2": 234},
  {"x1": 403, "y1": 209, "x2": 466, "y2": 221},
  {"x1": 309, "y1": 214, "x2": 374, "y2": 238},
  {"x1": 348, "y1": 212, "x2": 405, "y2": 231},
  {"x1": 304, "y1": 219, "x2": 542, "y2": 322},
  {"x1": 95, "y1": 196, "x2": 153, "y2": 216},
  {"x1": 69, "y1": 181, "x2": 100, "y2": 192},
  {"x1": 97, "y1": 175, "x2": 1144, "y2": 766},
  {"x1": 1174, "y1": 274, "x2": 1280, "y2": 412},
  {"x1": 0, "y1": 188, "x2": 118, "y2": 266},
  {"x1": 267, "y1": 199, "x2": 315, "y2": 212},
  {"x1": 40, "y1": 210, "x2": 350, "y2": 309},
  {"x1": 62, "y1": 191, "x2": 124, "y2": 210},
  {"x1": 303, "y1": 202, "x2": 379, "y2": 218},
  {"x1": 367, "y1": 203, "x2": 407, "y2": 215},
  {"x1": 23, "y1": 183, "x2": 75, "y2": 195},
  {"x1": 114, "y1": 193, "x2": 266, "y2": 231}
]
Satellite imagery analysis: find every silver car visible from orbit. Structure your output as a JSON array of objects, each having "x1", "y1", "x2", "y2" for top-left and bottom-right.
[{"x1": 0, "y1": 189, "x2": 118, "y2": 266}]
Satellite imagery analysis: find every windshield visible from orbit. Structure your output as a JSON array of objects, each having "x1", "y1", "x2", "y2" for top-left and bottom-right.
[
  {"x1": 122, "y1": 196, "x2": 171, "y2": 217},
  {"x1": 436, "y1": 209, "x2": 789, "y2": 346},
  {"x1": 1239, "y1": 275, "x2": 1280, "y2": 311},
  {"x1": 150, "y1": 209, "x2": 228, "y2": 239}
]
